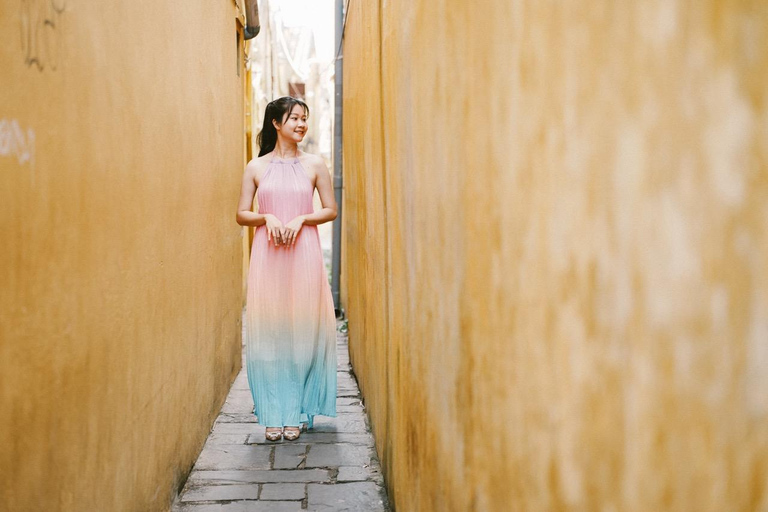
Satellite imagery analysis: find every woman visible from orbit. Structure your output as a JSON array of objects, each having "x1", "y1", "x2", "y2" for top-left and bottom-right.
[{"x1": 235, "y1": 96, "x2": 338, "y2": 441}]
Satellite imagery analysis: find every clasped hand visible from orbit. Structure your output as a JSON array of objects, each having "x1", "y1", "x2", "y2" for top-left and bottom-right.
[{"x1": 265, "y1": 214, "x2": 304, "y2": 247}]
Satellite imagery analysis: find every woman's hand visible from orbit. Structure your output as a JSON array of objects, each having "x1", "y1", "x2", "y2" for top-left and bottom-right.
[
  {"x1": 264, "y1": 214, "x2": 285, "y2": 247},
  {"x1": 282, "y1": 216, "x2": 305, "y2": 247}
]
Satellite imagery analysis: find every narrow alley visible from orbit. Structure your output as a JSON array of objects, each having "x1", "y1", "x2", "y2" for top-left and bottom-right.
[
  {"x1": 172, "y1": 316, "x2": 390, "y2": 511},
  {"x1": 3, "y1": 1, "x2": 768, "y2": 511}
]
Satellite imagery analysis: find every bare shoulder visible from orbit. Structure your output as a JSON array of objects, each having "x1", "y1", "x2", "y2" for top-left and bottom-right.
[
  {"x1": 246, "y1": 153, "x2": 272, "y2": 172},
  {"x1": 245, "y1": 154, "x2": 273, "y2": 183},
  {"x1": 299, "y1": 152, "x2": 328, "y2": 171}
]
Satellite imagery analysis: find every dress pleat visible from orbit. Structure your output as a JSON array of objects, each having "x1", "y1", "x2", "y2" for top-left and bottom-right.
[{"x1": 244, "y1": 156, "x2": 337, "y2": 429}]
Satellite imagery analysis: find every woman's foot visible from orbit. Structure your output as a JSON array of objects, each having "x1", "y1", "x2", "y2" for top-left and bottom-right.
[
  {"x1": 283, "y1": 426, "x2": 301, "y2": 441},
  {"x1": 265, "y1": 427, "x2": 283, "y2": 441}
]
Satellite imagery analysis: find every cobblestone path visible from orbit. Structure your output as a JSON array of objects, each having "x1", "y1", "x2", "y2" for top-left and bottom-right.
[{"x1": 171, "y1": 320, "x2": 390, "y2": 511}]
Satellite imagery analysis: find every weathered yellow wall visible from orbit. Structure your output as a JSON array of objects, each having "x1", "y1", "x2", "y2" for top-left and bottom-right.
[
  {"x1": 0, "y1": 2, "x2": 246, "y2": 511},
  {"x1": 342, "y1": 2, "x2": 768, "y2": 510}
]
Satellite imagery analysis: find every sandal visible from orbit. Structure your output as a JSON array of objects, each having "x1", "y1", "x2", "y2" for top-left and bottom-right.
[
  {"x1": 265, "y1": 427, "x2": 283, "y2": 441},
  {"x1": 283, "y1": 426, "x2": 301, "y2": 441}
]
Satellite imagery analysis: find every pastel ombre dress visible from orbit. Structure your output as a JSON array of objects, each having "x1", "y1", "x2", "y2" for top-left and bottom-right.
[{"x1": 244, "y1": 156, "x2": 337, "y2": 429}]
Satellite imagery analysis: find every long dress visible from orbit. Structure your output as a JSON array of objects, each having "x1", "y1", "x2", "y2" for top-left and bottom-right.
[{"x1": 244, "y1": 156, "x2": 337, "y2": 429}]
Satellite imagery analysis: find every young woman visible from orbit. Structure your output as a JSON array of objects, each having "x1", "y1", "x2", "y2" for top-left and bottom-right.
[{"x1": 235, "y1": 96, "x2": 338, "y2": 441}]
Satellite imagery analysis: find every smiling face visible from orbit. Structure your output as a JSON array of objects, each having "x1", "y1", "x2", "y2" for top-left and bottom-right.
[{"x1": 273, "y1": 103, "x2": 308, "y2": 143}]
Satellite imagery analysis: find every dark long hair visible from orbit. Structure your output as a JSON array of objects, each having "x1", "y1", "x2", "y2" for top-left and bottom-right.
[{"x1": 256, "y1": 96, "x2": 310, "y2": 157}]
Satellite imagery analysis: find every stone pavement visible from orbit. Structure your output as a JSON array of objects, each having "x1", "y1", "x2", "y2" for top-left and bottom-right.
[{"x1": 171, "y1": 320, "x2": 390, "y2": 512}]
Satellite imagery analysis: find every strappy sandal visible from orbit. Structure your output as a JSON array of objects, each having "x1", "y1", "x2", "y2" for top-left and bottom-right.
[
  {"x1": 283, "y1": 426, "x2": 301, "y2": 441},
  {"x1": 265, "y1": 427, "x2": 283, "y2": 441}
]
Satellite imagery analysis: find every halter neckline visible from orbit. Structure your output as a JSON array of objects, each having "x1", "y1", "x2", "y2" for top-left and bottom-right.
[{"x1": 270, "y1": 156, "x2": 300, "y2": 164}]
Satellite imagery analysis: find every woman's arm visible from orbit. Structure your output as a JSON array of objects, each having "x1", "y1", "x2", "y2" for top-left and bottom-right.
[
  {"x1": 236, "y1": 160, "x2": 270, "y2": 227},
  {"x1": 236, "y1": 162, "x2": 284, "y2": 244},
  {"x1": 299, "y1": 157, "x2": 337, "y2": 226}
]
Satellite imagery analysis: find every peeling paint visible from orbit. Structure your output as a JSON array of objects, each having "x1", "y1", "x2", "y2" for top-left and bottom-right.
[{"x1": 0, "y1": 118, "x2": 35, "y2": 168}]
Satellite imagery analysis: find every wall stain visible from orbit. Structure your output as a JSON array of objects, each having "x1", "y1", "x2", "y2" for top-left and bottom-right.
[{"x1": 19, "y1": 0, "x2": 66, "y2": 72}]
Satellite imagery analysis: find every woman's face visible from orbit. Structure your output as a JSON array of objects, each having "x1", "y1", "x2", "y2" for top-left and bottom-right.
[{"x1": 274, "y1": 104, "x2": 308, "y2": 143}]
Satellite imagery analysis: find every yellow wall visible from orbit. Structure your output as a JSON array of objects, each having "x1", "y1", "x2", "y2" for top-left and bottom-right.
[
  {"x1": 0, "y1": 2, "x2": 246, "y2": 510},
  {"x1": 342, "y1": 2, "x2": 768, "y2": 510}
]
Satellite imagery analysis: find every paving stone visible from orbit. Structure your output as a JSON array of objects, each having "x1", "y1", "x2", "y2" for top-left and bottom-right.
[
  {"x1": 221, "y1": 393, "x2": 253, "y2": 412},
  {"x1": 187, "y1": 469, "x2": 331, "y2": 485},
  {"x1": 273, "y1": 444, "x2": 307, "y2": 469},
  {"x1": 337, "y1": 466, "x2": 374, "y2": 482},
  {"x1": 205, "y1": 434, "x2": 249, "y2": 445},
  {"x1": 260, "y1": 483, "x2": 306, "y2": 500},
  {"x1": 337, "y1": 404, "x2": 365, "y2": 413},
  {"x1": 193, "y1": 445, "x2": 272, "y2": 470},
  {"x1": 180, "y1": 484, "x2": 260, "y2": 502},
  {"x1": 307, "y1": 482, "x2": 386, "y2": 511},
  {"x1": 215, "y1": 413, "x2": 258, "y2": 423},
  {"x1": 225, "y1": 388, "x2": 253, "y2": 399},
  {"x1": 336, "y1": 398, "x2": 362, "y2": 406},
  {"x1": 305, "y1": 444, "x2": 372, "y2": 468},
  {"x1": 232, "y1": 372, "x2": 250, "y2": 387},
  {"x1": 210, "y1": 423, "x2": 260, "y2": 434},
  {"x1": 332, "y1": 412, "x2": 368, "y2": 421},
  {"x1": 248, "y1": 432, "x2": 373, "y2": 446},
  {"x1": 176, "y1": 501, "x2": 301, "y2": 512},
  {"x1": 231, "y1": 382, "x2": 251, "y2": 392},
  {"x1": 299, "y1": 432, "x2": 374, "y2": 445},
  {"x1": 307, "y1": 417, "x2": 367, "y2": 433},
  {"x1": 205, "y1": 433, "x2": 249, "y2": 444},
  {"x1": 175, "y1": 324, "x2": 391, "y2": 510}
]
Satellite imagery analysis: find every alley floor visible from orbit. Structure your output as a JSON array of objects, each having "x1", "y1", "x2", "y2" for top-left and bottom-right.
[{"x1": 171, "y1": 320, "x2": 390, "y2": 511}]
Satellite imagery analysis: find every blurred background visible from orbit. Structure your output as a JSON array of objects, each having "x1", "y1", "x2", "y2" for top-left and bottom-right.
[{"x1": 245, "y1": 0, "x2": 336, "y2": 279}]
